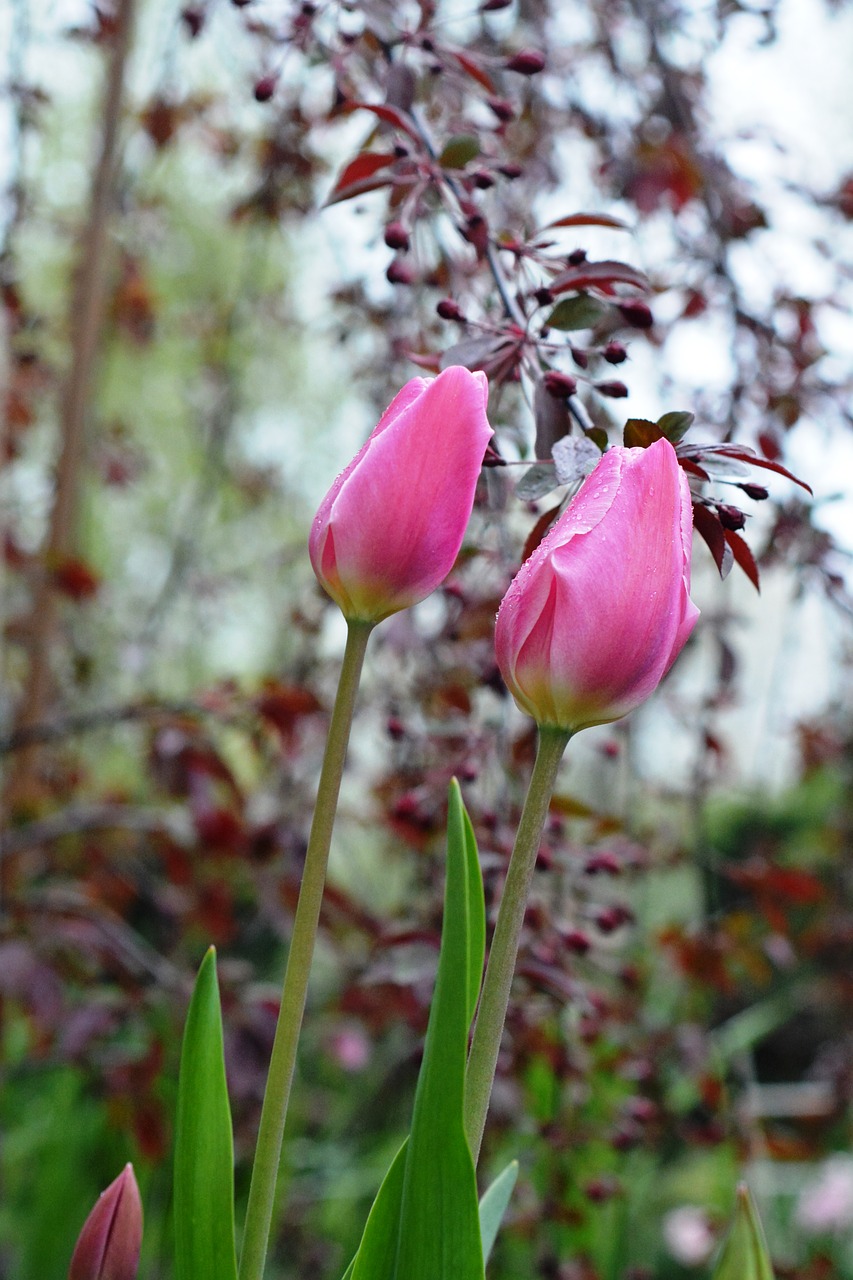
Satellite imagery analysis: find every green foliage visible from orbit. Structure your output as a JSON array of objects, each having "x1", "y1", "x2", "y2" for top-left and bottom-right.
[
  {"x1": 712, "y1": 1186, "x2": 775, "y2": 1280},
  {"x1": 348, "y1": 782, "x2": 488, "y2": 1279},
  {"x1": 174, "y1": 948, "x2": 238, "y2": 1280}
]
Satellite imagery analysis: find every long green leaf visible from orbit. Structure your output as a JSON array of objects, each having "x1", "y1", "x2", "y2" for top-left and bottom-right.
[
  {"x1": 712, "y1": 1185, "x2": 775, "y2": 1280},
  {"x1": 479, "y1": 1161, "x2": 518, "y2": 1264},
  {"x1": 394, "y1": 780, "x2": 485, "y2": 1280},
  {"x1": 349, "y1": 1142, "x2": 407, "y2": 1280},
  {"x1": 174, "y1": 947, "x2": 238, "y2": 1280}
]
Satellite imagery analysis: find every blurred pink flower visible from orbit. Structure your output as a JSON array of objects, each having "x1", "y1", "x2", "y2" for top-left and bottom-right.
[
  {"x1": 495, "y1": 438, "x2": 698, "y2": 733},
  {"x1": 68, "y1": 1164, "x2": 143, "y2": 1280},
  {"x1": 663, "y1": 1205, "x2": 715, "y2": 1266},
  {"x1": 796, "y1": 1156, "x2": 853, "y2": 1234},
  {"x1": 310, "y1": 366, "x2": 492, "y2": 623}
]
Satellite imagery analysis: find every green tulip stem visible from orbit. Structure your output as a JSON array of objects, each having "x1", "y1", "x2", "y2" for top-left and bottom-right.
[
  {"x1": 239, "y1": 619, "x2": 373, "y2": 1280},
  {"x1": 464, "y1": 724, "x2": 571, "y2": 1165}
]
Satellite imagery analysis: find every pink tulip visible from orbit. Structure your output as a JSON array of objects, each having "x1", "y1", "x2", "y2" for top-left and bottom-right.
[
  {"x1": 309, "y1": 366, "x2": 492, "y2": 623},
  {"x1": 495, "y1": 437, "x2": 699, "y2": 733},
  {"x1": 68, "y1": 1164, "x2": 143, "y2": 1280}
]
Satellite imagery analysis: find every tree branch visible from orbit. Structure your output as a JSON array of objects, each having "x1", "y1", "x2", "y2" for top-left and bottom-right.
[{"x1": 6, "y1": 0, "x2": 138, "y2": 812}]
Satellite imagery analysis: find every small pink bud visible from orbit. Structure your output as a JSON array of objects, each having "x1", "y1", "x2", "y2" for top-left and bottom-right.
[
  {"x1": 180, "y1": 5, "x2": 205, "y2": 35},
  {"x1": 383, "y1": 221, "x2": 410, "y2": 251},
  {"x1": 436, "y1": 298, "x2": 465, "y2": 321},
  {"x1": 533, "y1": 286, "x2": 553, "y2": 306},
  {"x1": 505, "y1": 49, "x2": 546, "y2": 75},
  {"x1": 68, "y1": 1164, "x2": 143, "y2": 1280},
  {"x1": 253, "y1": 74, "x2": 277, "y2": 102},
  {"x1": 386, "y1": 258, "x2": 414, "y2": 285},
  {"x1": 310, "y1": 368, "x2": 493, "y2": 623},
  {"x1": 386, "y1": 715, "x2": 406, "y2": 739},
  {"x1": 618, "y1": 299, "x2": 653, "y2": 329},
  {"x1": 487, "y1": 97, "x2": 516, "y2": 122},
  {"x1": 472, "y1": 169, "x2": 495, "y2": 189},
  {"x1": 568, "y1": 248, "x2": 587, "y2": 266},
  {"x1": 543, "y1": 370, "x2": 577, "y2": 398},
  {"x1": 497, "y1": 162, "x2": 523, "y2": 179},
  {"x1": 495, "y1": 439, "x2": 698, "y2": 733},
  {"x1": 563, "y1": 928, "x2": 591, "y2": 955},
  {"x1": 480, "y1": 0, "x2": 512, "y2": 9},
  {"x1": 585, "y1": 1177, "x2": 620, "y2": 1203},
  {"x1": 717, "y1": 503, "x2": 746, "y2": 530},
  {"x1": 739, "y1": 482, "x2": 768, "y2": 500},
  {"x1": 603, "y1": 340, "x2": 627, "y2": 364},
  {"x1": 595, "y1": 380, "x2": 629, "y2": 398},
  {"x1": 570, "y1": 346, "x2": 589, "y2": 369}
]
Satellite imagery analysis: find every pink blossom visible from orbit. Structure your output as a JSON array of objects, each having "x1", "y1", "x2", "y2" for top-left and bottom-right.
[
  {"x1": 309, "y1": 366, "x2": 492, "y2": 623},
  {"x1": 495, "y1": 438, "x2": 698, "y2": 732}
]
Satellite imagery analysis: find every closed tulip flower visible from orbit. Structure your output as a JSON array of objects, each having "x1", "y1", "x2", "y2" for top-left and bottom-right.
[
  {"x1": 68, "y1": 1164, "x2": 142, "y2": 1280},
  {"x1": 495, "y1": 437, "x2": 698, "y2": 733},
  {"x1": 309, "y1": 366, "x2": 492, "y2": 624}
]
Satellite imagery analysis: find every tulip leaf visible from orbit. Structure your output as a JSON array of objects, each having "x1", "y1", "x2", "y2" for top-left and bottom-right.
[
  {"x1": 479, "y1": 1161, "x2": 518, "y2": 1263},
  {"x1": 349, "y1": 1141, "x2": 408, "y2": 1280},
  {"x1": 546, "y1": 293, "x2": 607, "y2": 331},
  {"x1": 712, "y1": 1185, "x2": 775, "y2": 1280},
  {"x1": 174, "y1": 947, "x2": 238, "y2": 1280},
  {"x1": 346, "y1": 784, "x2": 486, "y2": 1280},
  {"x1": 461, "y1": 798, "x2": 486, "y2": 1028},
  {"x1": 395, "y1": 779, "x2": 485, "y2": 1279}
]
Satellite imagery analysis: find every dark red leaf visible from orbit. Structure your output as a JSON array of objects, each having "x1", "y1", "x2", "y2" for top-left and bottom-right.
[
  {"x1": 678, "y1": 457, "x2": 711, "y2": 481},
  {"x1": 448, "y1": 49, "x2": 496, "y2": 93},
  {"x1": 343, "y1": 101, "x2": 420, "y2": 142},
  {"x1": 692, "y1": 503, "x2": 733, "y2": 578},
  {"x1": 681, "y1": 443, "x2": 812, "y2": 494},
  {"x1": 549, "y1": 259, "x2": 649, "y2": 296},
  {"x1": 325, "y1": 150, "x2": 397, "y2": 205},
  {"x1": 541, "y1": 212, "x2": 630, "y2": 232},
  {"x1": 724, "y1": 529, "x2": 760, "y2": 591}
]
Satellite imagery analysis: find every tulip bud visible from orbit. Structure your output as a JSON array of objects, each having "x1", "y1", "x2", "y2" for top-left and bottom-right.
[
  {"x1": 68, "y1": 1164, "x2": 143, "y2": 1280},
  {"x1": 495, "y1": 439, "x2": 699, "y2": 734},
  {"x1": 310, "y1": 367, "x2": 493, "y2": 623}
]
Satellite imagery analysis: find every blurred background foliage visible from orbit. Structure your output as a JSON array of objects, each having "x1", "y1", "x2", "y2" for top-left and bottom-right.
[{"x1": 1, "y1": 0, "x2": 853, "y2": 1277}]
